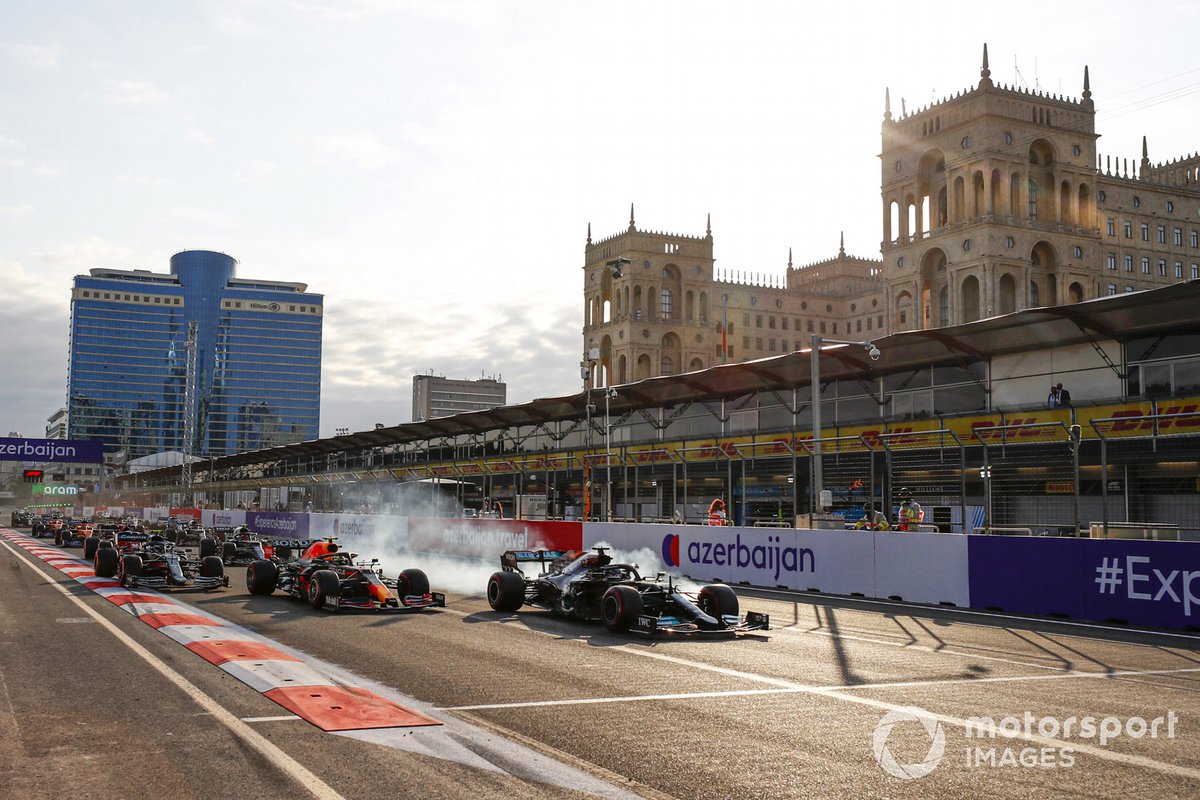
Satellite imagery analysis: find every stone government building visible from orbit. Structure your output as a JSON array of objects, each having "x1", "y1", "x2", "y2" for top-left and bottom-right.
[{"x1": 582, "y1": 45, "x2": 1200, "y2": 388}]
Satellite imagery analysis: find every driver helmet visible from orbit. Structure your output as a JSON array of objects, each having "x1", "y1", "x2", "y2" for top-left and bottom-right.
[{"x1": 899, "y1": 488, "x2": 912, "y2": 502}]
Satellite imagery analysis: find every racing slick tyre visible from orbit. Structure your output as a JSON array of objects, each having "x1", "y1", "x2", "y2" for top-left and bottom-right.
[
  {"x1": 83, "y1": 537, "x2": 100, "y2": 561},
  {"x1": 396, "y1": 568, "x2": 430, "y2": 598},
  {"x1": 222, "y1": 542, "x2": 238, "y2": 561},
  {"x1": 308, "y1": 569, "x2": 341, "y2": 610},
  {"x1": 199, "y1": 538, "x2": 217, "y2": 559},
  {"x1": 487, "y1": 571, "x2": 524, "y2": 612},
  {"x1": 166, "y1": 530, "x2": 179, "y2": 545},
  {"x1": 94, "y1": 546, "x2": 119, "y2": 579},
  {"x1": 120, "y1": 554, "x2": 144, "y2": 586},
  {"x1": 54, "y1": 530, "x2": 63, "y2": 547},
  {"x1": 601, "y1": 585, "x2": 643, "y2": 633},
  {"x1": 246, "y1": 560, "x2": 279, "y2": 595},
  {"x1": 201, "y1": 555, "x2": 225, "y2": 579},
  {"x1": 698, "y1": 584, "x2": 739, "y2": 620}
]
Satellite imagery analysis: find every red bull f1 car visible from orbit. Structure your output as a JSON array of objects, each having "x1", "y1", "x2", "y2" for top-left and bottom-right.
[
  {"x1": 245, "y1": 539, "x2": 444, "y2": 613},
  {"x1": 486, "y1": 546, "x2": 769, "y2": 636}
]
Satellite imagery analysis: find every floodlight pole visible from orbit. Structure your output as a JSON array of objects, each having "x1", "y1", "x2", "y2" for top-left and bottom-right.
[
  {"x1": 604, "y1": 388, "x2": 617, "y2": 521},
  {"x1": 810, "y1": 335, "x2": 879, "y2": 514}
]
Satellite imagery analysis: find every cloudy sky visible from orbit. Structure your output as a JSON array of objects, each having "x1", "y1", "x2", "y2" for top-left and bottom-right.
[{"x1": 2, "y1": 0, "x2": 1197, "y2": 440}]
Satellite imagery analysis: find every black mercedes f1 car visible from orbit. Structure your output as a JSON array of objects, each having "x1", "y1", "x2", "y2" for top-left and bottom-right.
[
  {"x1": 486, "y1": 546, "x2": 769, "y2": 636},
  {"x1": 245, "y1": 538, "x2": 444, "y2": 613}
]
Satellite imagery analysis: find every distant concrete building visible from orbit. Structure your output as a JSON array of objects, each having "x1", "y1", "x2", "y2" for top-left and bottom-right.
[
  {"x1": 126, "y1": 451, "x2": 200, "y2": 474},
  {"x1": 412, "y1": 375, "x2": 507, "y2": 421},
  {"x1": 45, "y1": 408, "x2": 68, "y2": 440}
]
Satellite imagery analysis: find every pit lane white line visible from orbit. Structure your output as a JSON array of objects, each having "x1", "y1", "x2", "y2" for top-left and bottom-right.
[
  {"x1": 444, "y1": 666, "x2": 1200, "y2": 711},
  {"x1": 442, "y1": 607, "x2": 1200, "y2": 780},
  {"x1": 242, "y1": 715, "x2": 303, "y2": 723},
  {"x1": 766, "y1": 621, "x2": 1199, "y2": 679},
  {"x1": 0, "y1": 539, "x2": 346, "y2": 800}
]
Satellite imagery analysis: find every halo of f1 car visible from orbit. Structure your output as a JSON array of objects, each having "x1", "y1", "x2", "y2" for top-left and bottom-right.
[
  {"x1": 486, "y1": 546, "x2": 769, "y2": 636},
  {"x1": 245, "y1": 538, "x2": 445, "y2": 613},
  {"x1": 92, "y1": 532, "x2": 229, "y2": 592}
]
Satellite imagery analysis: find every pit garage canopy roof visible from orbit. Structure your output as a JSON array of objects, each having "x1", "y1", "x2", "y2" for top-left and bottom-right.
[{"x1": 189, "y1": 281, "x2": 1200, "y2": 470}]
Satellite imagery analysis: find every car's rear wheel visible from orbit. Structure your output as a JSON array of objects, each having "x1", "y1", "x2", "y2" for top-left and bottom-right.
[
  {"x1": 246, "y1": 560, "x2": 279, "y2": 595},
  {"x1": 201, "y1": 555, "x2": 224, "y2": 579},
  {"x1": 487, "y1": 571, "x2": 525, "y2": 612},
  {"x1": 308, "y1": 569, "x2": 341, "y2": 609},
  {"x1": 698, "y1": 583, "x2": 739, "y2": 621},
  {"x1": 601, "y1": 585, "x2": 643, "y2": 633},
  {"x1": 199, "y1": 538, "x2": 217, "y2": 559},
  {"x1": 94, "y1": 546, "x2": 119, "y2": 579},
  {"x1": 222, "y1": 542, "x2": 237, "y2": 561},
  {"x1": 53, "y1": 530, "x2": 63, "y2": 547},
  {"x1": 83, "y1": 537, "x2": 99, "y2": 560},
  {"x1": 396, "y1": 568, "x2": 430, "y2": 598}
]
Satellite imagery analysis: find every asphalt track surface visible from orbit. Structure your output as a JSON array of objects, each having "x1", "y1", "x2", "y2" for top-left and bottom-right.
[{"x1": 4, "y1": 527, "x2": 1200, "y2": 799}]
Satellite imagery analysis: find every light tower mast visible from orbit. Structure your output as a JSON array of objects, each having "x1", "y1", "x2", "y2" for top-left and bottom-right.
[{"x1": 180, "y1": 320, "x2": 199, "y2": 489}]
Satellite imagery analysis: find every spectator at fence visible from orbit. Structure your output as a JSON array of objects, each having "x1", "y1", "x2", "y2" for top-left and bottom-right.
[
  {"x1": 1055, "y1": 383, "x2": 1072, "y2": 408},
  {"x1": 1047, "y1": 385, "x2": 1059, "y2": 408},
  {"x1": 708, "y1": 498, "x2": 728, "y2": 526}
]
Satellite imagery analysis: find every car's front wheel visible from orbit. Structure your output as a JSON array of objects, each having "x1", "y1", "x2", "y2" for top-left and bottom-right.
[
  {"x1": 601, "y1": 585, "x2": 643, "y2": 633},
  {"x1": 698, "y1": 583, "x2": 739, "y2": 621},
  {"x1": 201, "y1": 556, "x2": 224, "y2": 579},
  {"x1": 487, "y1": 571, "x2": 524, "y2": 612},
  {"x1": 119, "y1": 554, "x2": 143, "y2": 587},
  {"x1": 307, "y1": 569, "x2": 341, "y2": 610},
  {"x1": 396, "y1": 568, "x2": 430, "y2": 598}
]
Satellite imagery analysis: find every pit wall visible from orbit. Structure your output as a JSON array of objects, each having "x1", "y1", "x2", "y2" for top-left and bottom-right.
[
  {"x1": 582, "y1": 522, "x2": 1200, "y2": 632},
  {"x1": 79, "y1": 507, "x2": 1200, "y2": 631}
]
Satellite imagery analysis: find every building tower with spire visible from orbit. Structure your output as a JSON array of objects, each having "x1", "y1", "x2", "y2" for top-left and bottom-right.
[
  {"x1": 585, "y1": 46, "x2": 1200, "y2": 382},
  {"x1": 880, "y1": 43, "x2": 1102, "y2": 329}
]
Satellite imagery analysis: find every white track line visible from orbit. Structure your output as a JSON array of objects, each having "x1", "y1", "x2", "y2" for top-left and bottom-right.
[
  {"x1": 747, "y1": 586, "x2": 1200, "y2": 642},
  {"x1": 1, "y1": 538, "x2": 346, "y2": 800},
  {"x1": 445, "y1": 666, "x2": 1200, "y2": 711}
]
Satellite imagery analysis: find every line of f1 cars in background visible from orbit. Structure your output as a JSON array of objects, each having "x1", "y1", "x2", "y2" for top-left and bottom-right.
[
  {"x1": 9, "y1": 511, "x2": 767, "y2": 638},
  {"x1": 9, "y1": 510, "x2": 445, "y2": 613}
]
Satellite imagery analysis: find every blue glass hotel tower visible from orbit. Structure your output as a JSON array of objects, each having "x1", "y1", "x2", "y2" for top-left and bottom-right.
[{"x1": 68, "y1": 251, "x2": 322, "y2": 458}]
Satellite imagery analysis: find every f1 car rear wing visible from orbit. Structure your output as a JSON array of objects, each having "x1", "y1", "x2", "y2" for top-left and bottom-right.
[{"x1": 500, "y1": 549, "x2": 574, "y2": 574}]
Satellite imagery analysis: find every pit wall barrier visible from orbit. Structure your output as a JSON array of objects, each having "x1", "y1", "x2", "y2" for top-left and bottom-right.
[
  {"x1": 584, "y1": 523, "x2": 967, "y2": 606},
  {"x1": 967, "y1": 536, "x2": 1200, "y2": 630},
  {"x1": 584, "y1": 523, "x2": 1200, "y2": 631}
]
